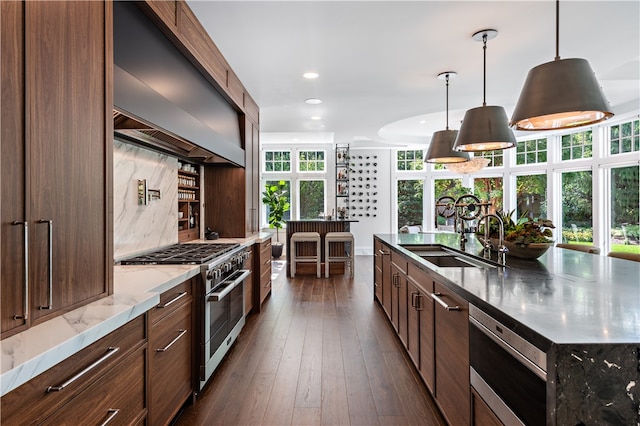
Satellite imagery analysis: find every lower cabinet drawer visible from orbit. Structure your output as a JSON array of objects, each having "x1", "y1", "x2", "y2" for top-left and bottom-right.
[
  {"x1": 1, "y1": 315, "x2": 146, "y2": 425},
  {"x1": 40, "y1": 346, "x2": 146, "y2": 425},
  {"x1": 149, "y1": 302, "x2": 193, "y2": 426}
]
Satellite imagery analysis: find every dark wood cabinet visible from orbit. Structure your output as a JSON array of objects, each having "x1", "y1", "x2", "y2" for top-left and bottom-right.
[
  {"x1": 253, "y1": 238, "x2": 272, "y2": 313},
  {"x1": 1, "y1": 0, "x2": 112, "y2": 339},
  {"x1": 380, "y1": 245, "x2": 392, "y2": 319},
  {"x1": 433, "y1": 280, "x2": 470, "y2": 426},
  {"x1": 471, "y1": 388, "x2": 503, "y2": 426},
  {"x1": 1, "y1": 315, "x2": 146, "y2": 425},
  {"x1": 390, "y1": 251, "x2": 407, "y2": 341},
  {"x1": 149, "y1": 278, "x2": 194, "y2": 426},
  {"x1": 373, "y1": 240, "x2": 384, "y2": 303},
  {"x1": 244, "y1": 248, "x2": 255, "y2": 315},
  {"x1": 407, "y1": 262, "x2": 435, "y2": 394},
  {"x1": 244, "y1": 115, "x2": 261, "y2": 235}
]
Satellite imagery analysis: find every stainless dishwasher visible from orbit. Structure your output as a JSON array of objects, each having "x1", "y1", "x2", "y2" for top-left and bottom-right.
[{"x1": 469, "y1": 304, "x2": 547, "y2": 425}]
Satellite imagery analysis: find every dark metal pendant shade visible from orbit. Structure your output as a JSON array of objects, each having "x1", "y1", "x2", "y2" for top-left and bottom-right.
[
  {"x1": 424, "y1": 129, "x2": 470, "y2": 163},
  {"x1": 454, "y1": 105, "x2": 517, "y2": 152},
  {"x1": 510, "y1": 58, "x2": 613, "y2": 130}
]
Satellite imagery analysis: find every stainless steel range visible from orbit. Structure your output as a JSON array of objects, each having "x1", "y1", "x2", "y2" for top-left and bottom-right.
[{"x1": 121, "y1": 243, "x2": 251, "y2": 391}]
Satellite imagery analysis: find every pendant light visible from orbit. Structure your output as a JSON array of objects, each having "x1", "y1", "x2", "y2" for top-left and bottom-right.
[
  {"x1": 511, "y1": 0, "x2": 613, "y2": 130},
  {"x1": 453, "y1": 29, "x2": 516, "y2": 152},
  {"x1": 424, "y1": 72, "x2": 470, "y2": 163}
]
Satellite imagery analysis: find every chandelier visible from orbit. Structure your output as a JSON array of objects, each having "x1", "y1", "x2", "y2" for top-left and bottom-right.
[{"x1": 445, "y1": 158, "x2": 490, "y2": 174}]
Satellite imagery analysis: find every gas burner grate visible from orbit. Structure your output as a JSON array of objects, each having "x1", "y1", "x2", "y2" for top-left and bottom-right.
[{"x1": 120, "y1": 243, "x2": 240, "y2": 265}]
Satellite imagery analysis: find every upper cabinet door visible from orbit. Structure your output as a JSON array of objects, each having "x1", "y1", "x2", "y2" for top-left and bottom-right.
[
  {"x1": 1, "y1": 1, "x2": 28, "y2": 336},
  {"x1": 26, "y1": 1, "x2": 112, "y2": 324},
  {"x1": 0, "y1": 2, "x2": 112, "y2": 335}
]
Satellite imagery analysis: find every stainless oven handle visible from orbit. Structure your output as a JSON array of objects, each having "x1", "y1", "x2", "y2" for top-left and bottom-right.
[
  {"x1": 469, "y1": 316, "x2": 547, "y2": 381},
  {"x1": 208, "y1": 269, "x2": 251, "y2": 302}
]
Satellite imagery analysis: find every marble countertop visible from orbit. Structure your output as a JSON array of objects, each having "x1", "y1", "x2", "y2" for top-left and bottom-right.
[
  {"x1": 376, "y1": 233, "x2": 640, "y2": 348},
  {"x1": 1, "y1": 233, "x2": 271, "y2": 397}
]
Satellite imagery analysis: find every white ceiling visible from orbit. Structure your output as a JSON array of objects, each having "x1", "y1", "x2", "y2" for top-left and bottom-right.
[{"x1": 187, "y1": 1, "x2": 640, "y2": 147}]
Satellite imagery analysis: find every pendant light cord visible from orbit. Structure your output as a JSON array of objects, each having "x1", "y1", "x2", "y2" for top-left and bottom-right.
[
  {"x1": 445, "y1": 73, "x2": 450, "y2": 130},
  {"x1": 555, "y1": 0, "x2": 560, "y2": 61},
  {"x1": 482, "y1": 33, "x2": 487, "y2": 107}
]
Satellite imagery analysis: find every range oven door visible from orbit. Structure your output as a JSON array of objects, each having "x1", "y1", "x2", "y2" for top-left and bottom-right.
[
  {"x1": 469, "y1": 304, "x2": 547, "y2": 426},
  {"x1": 202, "y1": 269, "x2": 250, "y2": 386}
]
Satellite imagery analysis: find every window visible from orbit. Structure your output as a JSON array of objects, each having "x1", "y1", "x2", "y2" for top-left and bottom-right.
[
  {"x1": 397, "y1": 150, "x2": 424, "y2": 171},
  {"x1": 398, "y1": 180, "x2": 423, "y2": 228},
  {"x1": 477, "y1": 149, "x2": 503, "y2": 167},
  {"x1": 298, "y1": 180, "x2": 325, "y2": 219},
  {"x1": 264, "y1": 180, "x2": 291, "y2": 222},
  {"x1": 610, "y1": 166, "x2": 639, "y2": 254},
  {"x1": 561, "y1": 130, "x2": 592, "y2": 160},
  {"x1": 516, "y1": 138, "x2": 547, "y2": 165},
  {"x1": 561, "y1": 171, "x2": 593, "y2": 243},
  {"x1": 610, "y1": 119, "x2": 640, "y2": 155},
  {"x1": 264, "y1": 151, "x2": 291, "y2": 172},
  {"x1": 516, "y1": 174, "x2": 547, "y2": 219},
  {"x1": 474, "y1": 177, "x2": 503, "y2": 213},
  {"x1": 298, "y1": 150, "x2": 325, "y2": 172}
]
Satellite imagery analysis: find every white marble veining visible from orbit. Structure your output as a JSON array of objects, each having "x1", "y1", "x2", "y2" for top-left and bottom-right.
[
  {"x1": 113, "y1": 140, "x2": 179, "y2": 259},
  {"x1": 1, "y1": 264, "x2": 200, "y2": 397}
]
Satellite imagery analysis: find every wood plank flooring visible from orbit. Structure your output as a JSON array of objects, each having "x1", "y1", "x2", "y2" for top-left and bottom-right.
[{"x1": 175, "y1": 256, "x2": 446, "y2": 426}]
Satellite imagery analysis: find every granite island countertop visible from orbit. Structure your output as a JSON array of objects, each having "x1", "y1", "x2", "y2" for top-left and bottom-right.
[
  {"x1": 1, "y1": 233, "x2": 272, "y2": 397},
  {"x1": 376, "y1": 233, "x2": 640, "y2": 346}
]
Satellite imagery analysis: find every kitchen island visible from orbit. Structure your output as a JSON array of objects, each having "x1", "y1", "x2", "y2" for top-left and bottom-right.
[
  {"x1": 374, "y1": 233, "x2": 639, "y2": 425},
  {"x1": 285, "y1": 219, "x2": 357, "y2": 276}
]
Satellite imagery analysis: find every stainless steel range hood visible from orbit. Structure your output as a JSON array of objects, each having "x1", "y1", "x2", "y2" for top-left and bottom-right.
[{"x1": 113, "y1": 2, "x2": 244, "y2": 167}]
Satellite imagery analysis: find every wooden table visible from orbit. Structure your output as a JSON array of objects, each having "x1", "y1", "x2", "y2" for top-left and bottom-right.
[{"x1": 285, "y1": 219, "x2": 357, "y2": 276}]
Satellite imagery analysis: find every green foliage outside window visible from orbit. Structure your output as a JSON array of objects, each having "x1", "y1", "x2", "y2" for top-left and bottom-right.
[
  {"x1": 561, "y1": 171, "x2": 593, "y2": 242},
  {"x1": 561, "y1": 130, "x2": 592, "y2": 160},
  {"x1": 398, "y1": 180, "x2": 423, "y2": 228},
  {"x1": 397, "y1": 150, "x2": 424, "y2": 171},
  {"x1": 516, "y1": 174, "x2": 547, "y2": 219},
  {"x1": 610, "y1": 119, "x2": 640, "y2": 155},
  {"x1": 264, "y1": 151, "x2": 291, "y2": 172},
  {"x1": 473, "y1": 177, "x2": 503, "y2": 212},
  {"x1": 516, "y1": 138, "x2": 547, "y2": 165},
  {"x1": 299, "y1": 180, "x2": 325, "y2": 219},
  {"x1": 298, "y1": 151, "x2": 325, "y2": 172}
]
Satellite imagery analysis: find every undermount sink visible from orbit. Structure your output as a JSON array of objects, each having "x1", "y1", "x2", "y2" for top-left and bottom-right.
[{"x1": 403, "y1": 245, "x2": 496, "y2": 268}]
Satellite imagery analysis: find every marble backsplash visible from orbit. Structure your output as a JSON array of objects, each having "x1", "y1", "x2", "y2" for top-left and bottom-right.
[{"x1": 113, "y1": 140, "x2": 178, "y2": 260}]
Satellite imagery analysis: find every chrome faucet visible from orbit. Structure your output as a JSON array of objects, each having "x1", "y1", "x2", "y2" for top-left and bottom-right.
[{"x1": 481, "y1": 213, "x2": 508, "y2": 265}]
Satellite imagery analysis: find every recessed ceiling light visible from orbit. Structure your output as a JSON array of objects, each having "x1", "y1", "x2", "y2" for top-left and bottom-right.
[
  {"x1": 303, "y1": 72, "x2": 319, "y2": 79},
  {"x1": 305, "y1": 98, "x2": 322, "y2": 104},
  {"x1": 419, "y1": 120, "x2": 427, "y2": 124},
  {"x1": 310, "y1": 116, "x2": 322, "y2": 120}
]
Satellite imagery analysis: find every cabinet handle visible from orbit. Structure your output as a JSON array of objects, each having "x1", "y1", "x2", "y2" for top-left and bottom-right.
[
  {"x1": 265, "y1": 280, "x2": 271, "y2": 288},
  {"x1": 411, "y1": 291, "x2": 419, "y2": 308},
  {"x1": 38, "y1": 219, "x2": 53, "y2": 310},
  {"x1": 12, "y1": 221, "x2": 29, "y2": 320},
  {"x1": 416, "y1": 293, "x2": 423, "y2": 311},
  {"x1": 47, "y1": 347, "x2": 120, "y2": 392},
  {"x1": 264, "y1": 258, "x2": 270, "y2": 265},
  {"x1": 157, "y1": 291, "x2": 187, "y2": 308},
  {"x1": 431, "y1": 292, "x2": 460, "y2": 311},
  {"x1": 99, "y1": 409, "x2": 120, "y2": 426},
  {"x1": 157, "y1": 329, "x2": 188, "y2": 352},
  {"x1": 378, "y1": 249, "x2": 389, "y2": 256}
]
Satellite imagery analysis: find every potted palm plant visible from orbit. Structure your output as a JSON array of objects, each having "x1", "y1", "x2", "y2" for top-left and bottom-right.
[{"x1": 262, "y1": 181, "x2": 290, "y2": 258}]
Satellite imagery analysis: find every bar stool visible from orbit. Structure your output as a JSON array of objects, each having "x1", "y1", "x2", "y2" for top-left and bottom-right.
[
  {"x1": 325, "y1": 232, "x2": 354, "y2": 278},
  {"x1": 290, "y1": 232, "x2": 321, "y2": 278}
]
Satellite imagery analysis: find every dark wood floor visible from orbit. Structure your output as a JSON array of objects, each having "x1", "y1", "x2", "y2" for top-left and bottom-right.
[{"x1": 175, "y1": 256, "x2": 446, "y2": 426}]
